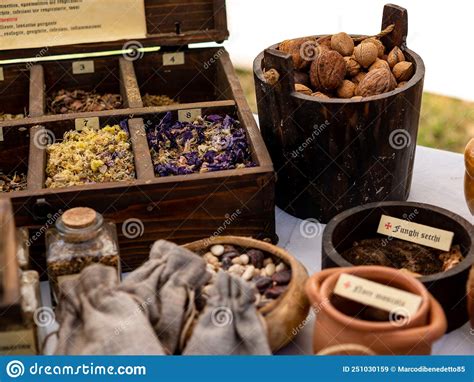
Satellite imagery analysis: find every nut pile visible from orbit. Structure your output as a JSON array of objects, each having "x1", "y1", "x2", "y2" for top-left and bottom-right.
[
  {"x1": 48, "y1": 89, "x2": 122, "y2": 114},
  {"x1": 272, "y1": 31, "x2": 414, "y2": 98},
  {"x1": 200, "y1": 244, "x2": 291, "y2": 308},
  {"x1": 0, "y1": 171, "x2": 27, "y2": 192},
  {"x1": 142, "y1": 94, "x2": 177, "y2": 107},
  {"x1": 45, "y1": 123, "x2": 136, "y2": 188},
  {"x1": 0, "y1": 112, "x2": 25, "y2": 121}
]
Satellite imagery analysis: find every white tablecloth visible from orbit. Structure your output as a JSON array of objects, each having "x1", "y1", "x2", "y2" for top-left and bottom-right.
[
  {"x1": 40, "y1": 147, "x2": 473, "y2": 355},
  {"x1": 276, "y1": 146, "x2": 474, "y2": 355}
]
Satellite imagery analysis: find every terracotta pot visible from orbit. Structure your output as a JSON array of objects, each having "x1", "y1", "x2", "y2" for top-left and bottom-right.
[
  {"x1": 183, "y1": 236, "x2": 310, "y2": 352},
  {"x1": 306, "y1": 266, "x2": 447, "y2": 355},
  {"x1": 468, "y1": 266, "x2": 474, "y2": 328},
  {"x1": 317, "y1": 343, "x2": 376, "y2": 355},
  {"x1": 465, "y1": 138, "x2": 474, "y2": 215}
]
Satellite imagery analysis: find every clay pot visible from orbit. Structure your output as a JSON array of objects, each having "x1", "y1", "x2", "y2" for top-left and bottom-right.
[
  {"x1": 322, "y1": 201, "x2": 474, "y2": 331},
  {"x1": 465, "y1": 138, "x2": 474, "y2": 215},
  {"x1": 317, "y1": 343, "x2": 376, "y2": 355},
  {"x1": 468, "y1": 266, "x2": 474, "y2": 328},
  {"x1": 183, "y1": 236, "x2": 310, "y2": 352},
  {"x1": 306, "y1": 266, "x2": 447, "y2": 355}
]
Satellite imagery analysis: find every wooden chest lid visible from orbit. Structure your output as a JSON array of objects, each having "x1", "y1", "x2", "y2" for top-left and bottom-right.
[{"x1": 0, "y1": 0, "x2": 228, "y2": 61}]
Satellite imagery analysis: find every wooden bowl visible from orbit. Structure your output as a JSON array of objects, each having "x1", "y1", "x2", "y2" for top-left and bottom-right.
[
  {"x1": 468, "y1": 266, "x2": 474, "y2": 328},
  {"x1": 321, "y1": 201, "x2": 474, "y2": 332},
  {"x1": 183, "y1": 236, "x2": 310, "y2": 352},
  {"x1": 465, "y1": 138, "x2": 474, "y2": 214}
]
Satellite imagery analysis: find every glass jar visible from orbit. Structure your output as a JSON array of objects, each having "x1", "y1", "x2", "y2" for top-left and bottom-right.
[
  {"x1": 0, "y1": 271, "x2": 40, "y2": 355},
  {"x1": 46, "y1": 207, "x2": 120, "y2": 300}
]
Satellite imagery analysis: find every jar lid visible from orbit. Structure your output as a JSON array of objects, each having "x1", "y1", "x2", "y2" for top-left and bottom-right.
[{"x1": 61, "y1": 207, "x2": 97, "y2": 229}]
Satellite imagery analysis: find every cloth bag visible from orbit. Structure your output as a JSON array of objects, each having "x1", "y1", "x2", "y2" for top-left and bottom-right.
[
  {"x1": 54, "y1": 264, "x2": 165, "y2": 355},
  {"x1": 184, "y1": 271, "x2": 271, "y2": 355},
  {"x1": 120, "y1": 240, "x2": 211, "y2": 354}
]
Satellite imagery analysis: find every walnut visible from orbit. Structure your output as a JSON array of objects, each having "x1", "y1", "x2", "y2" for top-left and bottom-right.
[
  {"x1": 331, "y1": 32, "x2": 354, "y2": 56},
  {"x1": 336, "y1": 80, "x2": 356, "y2": 98},
  {"x1": 397, "y1": 81, "x2": 407, "y2": 88},
  {"x1": 344, "y1": 56, "x2": 360, "y2": 77},
  {"x1": 311, "y1": 91, "x2": 330, "y2": 98},
  {"x1": 351, "y1": 95, "x2": 363, "y2": 100},
  {"x1": 317, "y1": 35, "x2": 332, "y2": 50},
  {"x1": 353, "y1": 41, "x2": 378, "y2": 68},
  {"x1": 264, "y1": 68, "x2": 280, "y2": 85},
  {"x1": 392, "y1": 61, "x2": 414, "y2": 82},
  {"x1": 309, "y1": 49, "x2": 346, "y2": 91},
  {"x1": 279, "y1": 37, "x2": 321, "y2": 70},
  {"x1": 352, "y1": 72, "x2": 367, "y2": 85},
  {"x1": 369, "y1": 58, "x2": 390, "y2": 72},
  {"x1": 295, "y1": 83, "x2": 313, "y2": 95},
  {"x1": 355, "y1": 68, "x2": 397, "y2": 97},
  {"x1": 387, "y1": 46, "x2": 405, "y2": 68},
  {"x1": 362, "y1": 38, "x2": 385, "y2": 58}
]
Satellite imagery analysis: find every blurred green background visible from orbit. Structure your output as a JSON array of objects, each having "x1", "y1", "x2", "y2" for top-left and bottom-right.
[{"x1": 236, "y1": 68, "x2": 473, "y2": 154}]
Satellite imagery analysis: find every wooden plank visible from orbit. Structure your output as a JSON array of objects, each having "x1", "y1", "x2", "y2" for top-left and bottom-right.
[
  {"x1": 29, "y1": 65, "x2": 45, "y2": 117},
  {"x1": 0, "y1": 198, "x2": 22, "y2": 324},
  {"x1": 119, "y1": 58, "x2": 143, "y2": 109},
  {"x1": 381, "y1": 4, "x2": 408, "y2": 50},
  {"x1": 129, "y1": 118, "x2": 154, "y2": 180},
  {"x1": 218, "y1": 51, "x2": 274, "y2": 168},
  {"x1": 27, "y1": 125, "x2": 47, "y2": 191}
]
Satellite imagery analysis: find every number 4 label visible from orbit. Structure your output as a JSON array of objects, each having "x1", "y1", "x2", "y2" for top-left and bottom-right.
[{"x1": 163, "y1": 52, "x2": 185, "y2": 66}]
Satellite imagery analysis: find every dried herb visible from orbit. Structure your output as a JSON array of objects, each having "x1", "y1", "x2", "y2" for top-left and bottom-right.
[
  {"x1": 142, "y1": 93, "x2": 177, "y2": 107},
  {"x1": 45, "y1": 122, "x2": 135, "y2": 188},
  {"x1": 147, "y1": 113, "x2": 255, "y2": 177},
  {"x1": 48, "y1": 89, "x2": 122, "y2": 114},
  {"x1": 0, "y1": 171, "x2": 27, "y2": 192},
  {"x1": 0, "y1": 112, "x2": 25, "y2": 121},
  {"x1": 341, "y1": 238, "x2": 464, "y2": 276}
]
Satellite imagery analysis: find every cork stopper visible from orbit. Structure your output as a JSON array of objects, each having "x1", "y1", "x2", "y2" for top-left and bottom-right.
[{"x1": 61, "y1": 207, "x2": 97, "y2": 229}]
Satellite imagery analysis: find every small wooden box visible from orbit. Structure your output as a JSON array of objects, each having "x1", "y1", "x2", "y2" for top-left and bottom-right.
[{"x1": 0, "y1": 0, "x2": 275, "y2": 274}]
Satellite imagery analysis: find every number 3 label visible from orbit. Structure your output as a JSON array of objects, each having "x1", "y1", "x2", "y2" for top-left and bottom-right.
[{"x1": 72, "y1": 60, "x2": 95, "y2": 74}]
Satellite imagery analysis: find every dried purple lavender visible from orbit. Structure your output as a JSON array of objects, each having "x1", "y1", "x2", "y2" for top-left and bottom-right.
[{"x1": 146, "y1": 113, "x2": 255, "y2": 177}]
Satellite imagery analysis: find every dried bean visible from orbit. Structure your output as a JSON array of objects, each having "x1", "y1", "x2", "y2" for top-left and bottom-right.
[
  {"x1": 276, "y1": 262, "x2": 288, "y2": 272},
  {"x1": 240, "y1": 254, "x2": 250, "y2": 265},
  {"x1": 242, "y1": 265, "x2": 255, "y2": 281},
  {"x1": 255, "y1": 276, "x2": 273, "y2": 294},
  {"x1": 265, "y1": 285, "x2": 287, "y2": 299},
  {"x1": 222, "y1": 256, "x2": 233, "y2": 270},
  {"x1": 272, "y1": 269, "x2": 292, "y2": 285},
  {"x1": 247, "y1": 249, "x2": 265, "y2": 268},
  {"x1": 265, "y1": 263, "x2": 276, "y2": 277},
  {"x1": 210, "y1": 245, "x2": 225, "y2": 256}
]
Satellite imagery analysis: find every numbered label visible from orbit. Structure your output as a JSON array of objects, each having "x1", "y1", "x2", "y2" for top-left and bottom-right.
[
  {"x1": 75, "y1": 117, "x2": 100, "y2": 131},
  {"x1": 178, "y1": 108, "x2": 202, "y2": 123},
  {"x1": 0, "y1": 127, "x2": 3, "y2": 142},
  {"x1": 163, "y1": 52, "x2": 185, "y2": 66},
  {"x1": 72, "y1": 60, "x2": 95, "y2": 74},
  {"x1": 0, "y1": 67, "x2": 4, "y2": 81}
]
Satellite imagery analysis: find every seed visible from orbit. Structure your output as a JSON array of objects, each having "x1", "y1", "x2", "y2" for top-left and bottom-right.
[
  {"x1": 242, "y1": 265, "x2": 255, "y2": 281},
  {"x1": 240, "y1": 254, "x2": 250, "y2": 265},
  {"x1": 272, "y1": 269, "x2": 292, "y2": 285},
  {"x1": 276, "y1": 262, "x2": 287, "y2": 272},
  {"x1": 265, "y1": 263, "x2": 276, "y2": 276},
  {"x1": 210, "y1": 245, "x2": 225, "y2": 256}
]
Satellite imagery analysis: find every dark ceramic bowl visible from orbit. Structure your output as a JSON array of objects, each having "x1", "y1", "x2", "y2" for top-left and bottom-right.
[{"x1": 322, "y1": 201, "x2": 474, "y2": 332}]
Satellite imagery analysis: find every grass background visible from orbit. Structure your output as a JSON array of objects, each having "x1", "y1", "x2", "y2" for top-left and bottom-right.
[{"x1": 236, "y1": 68, "x2": 473, "y2": 153}]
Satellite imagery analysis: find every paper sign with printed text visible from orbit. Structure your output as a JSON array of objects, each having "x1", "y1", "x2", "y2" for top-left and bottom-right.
[
  {"x1": 377, "y1": 214, "x2": 454, "y2": 251},
  {"x1": 334, "y1": 273, "x2": 423, "y2": 316},
  {"x1": 0, "y1": 0, "x2": 146, "y2": 51}
]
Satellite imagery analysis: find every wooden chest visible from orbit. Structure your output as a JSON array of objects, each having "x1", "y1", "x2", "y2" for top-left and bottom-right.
[{"x1": 0, "y1": 0, "x2": 275, "y2": 274}]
